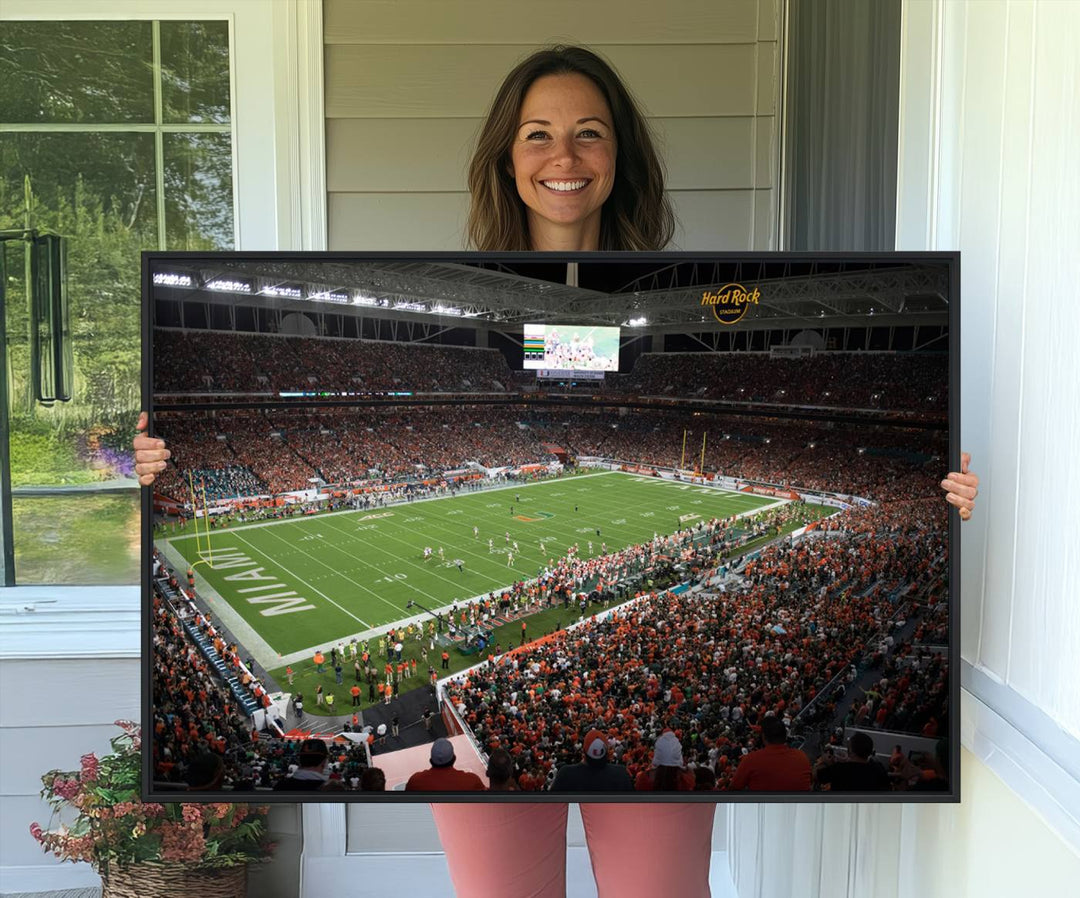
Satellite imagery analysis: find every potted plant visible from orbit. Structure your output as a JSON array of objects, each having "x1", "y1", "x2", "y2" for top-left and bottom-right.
[{"x1": 30, "y1": 720, "x2": 273, "y2": 897}]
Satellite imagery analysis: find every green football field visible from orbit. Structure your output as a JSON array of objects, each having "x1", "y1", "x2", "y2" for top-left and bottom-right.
[{"x1": 162, "y1": 471, "x2": 781, "y2": 657}]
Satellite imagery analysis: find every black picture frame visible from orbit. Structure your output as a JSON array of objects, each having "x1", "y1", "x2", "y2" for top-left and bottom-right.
[{"x1": 142, "y1": 250, "x2": 960, "y2": 804}]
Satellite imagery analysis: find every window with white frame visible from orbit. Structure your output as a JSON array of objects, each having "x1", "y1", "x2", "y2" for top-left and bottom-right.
[{"x1": 0, "y1": 19, "x2": 234, "y2": 586}]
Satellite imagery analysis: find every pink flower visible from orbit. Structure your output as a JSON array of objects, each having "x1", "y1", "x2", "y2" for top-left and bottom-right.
[
  {"x1": 80, "y1": 753, "x2": 100, "y2": 782},
  {"x1": 29, "y1": 822, "x2": 44, "y2": 843},
  {"x1": 113, "y1": 720, "x2": 142, "y2": 749},
  {"x1": 206, "y1": 803, "x2": 233, "y2": 820},
  {"x1": 181, "y1": 805, "x2": 202, "y2": 824},
  {"x1": 52, "y1": 778, "x2": 80, "y2": 801},
  {"x1": 160, "y1": 821, "x2": 206, "y2": 863}
]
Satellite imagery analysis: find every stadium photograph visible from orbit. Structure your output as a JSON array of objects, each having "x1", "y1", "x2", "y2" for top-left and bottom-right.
[{"x1": 146, "y1": 253, "x2": 955, "y2": 799}]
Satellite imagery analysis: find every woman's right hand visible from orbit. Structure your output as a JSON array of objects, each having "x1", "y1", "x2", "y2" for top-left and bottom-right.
[{"x1": 134, "y1": 411, "x2": 170, "y2": 487}]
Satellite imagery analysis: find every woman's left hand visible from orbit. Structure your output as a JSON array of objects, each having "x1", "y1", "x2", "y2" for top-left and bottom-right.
[{"x1": 941, "y1": 451, "x2": 979, "y2": 521}]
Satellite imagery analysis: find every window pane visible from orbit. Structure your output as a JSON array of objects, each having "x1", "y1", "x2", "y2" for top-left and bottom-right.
[
  {"x1": 164, "y1": 132, "x2": 235, "y2": 250},
  {"x1": 12, "y1": 493, "x2": 140, "y2": 585},
  {"x1": 0, "y1": 132, "x2": 159, "y2": 245},
  {"x1": 160, "y1": 21, "x2": 232, "y2": 124},
  {"x1": 0, "y1": 22, "x2": 154, "y2": 124},
  {"x1": 1, "y1": 19, "x2": 234, "y2": 587},
  {"x1": 2, "y1": 132, "x2": 153, "y2": 495}
]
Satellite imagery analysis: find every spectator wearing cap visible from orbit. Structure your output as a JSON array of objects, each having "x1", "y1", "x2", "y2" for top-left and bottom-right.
[
  {"x1": 550, "y1": 729, "x2": 633, "y2": 792},
  {"x1": 730, "y1": 716, "x2": 812, "y2": 791},
  {"x1": 405, "y1": 738, "x2": 486, "y2": 791},
  {"x1": 635, "y1": 731, "x2": 695, "y2": 791},
  {"x1": 274, "y1": 739, "x2": 330, "y2": 790}
]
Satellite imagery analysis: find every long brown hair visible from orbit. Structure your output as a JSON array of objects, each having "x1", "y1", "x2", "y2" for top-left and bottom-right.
[{"x1": 467, "y1": 45, "x2": 675, "y2": 251}]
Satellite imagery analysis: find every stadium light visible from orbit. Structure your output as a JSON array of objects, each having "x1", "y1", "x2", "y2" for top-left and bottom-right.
[
  {"x1": 152, "y1": 272, "x2": 193, "y2": 287},
  {"x1": 308, "y1": 290, "x2": 350, "y2": 304},
  {"x1": 626, "y1": 316, "x2": 647, "y2": 327},
  {"x1": 206, "y1": 278, "x2": 251, "y2": 294},
  {"x1": 260, "y1": 284, "x2": 302, "y2": 299}
]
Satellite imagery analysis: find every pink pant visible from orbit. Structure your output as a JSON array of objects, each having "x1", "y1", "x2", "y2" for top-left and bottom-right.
[{"x1": 431, "y1": 802, "x2": 716, "y2": 898}]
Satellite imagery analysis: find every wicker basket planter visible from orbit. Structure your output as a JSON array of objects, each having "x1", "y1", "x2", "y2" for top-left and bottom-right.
[{"x1": 101, "y1": 862, "x2": 247, "y2": 898}]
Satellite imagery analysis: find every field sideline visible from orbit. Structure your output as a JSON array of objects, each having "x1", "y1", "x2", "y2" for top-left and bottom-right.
[{"x1": 162, "y1": 471, "x2": 779, "y2": 660}]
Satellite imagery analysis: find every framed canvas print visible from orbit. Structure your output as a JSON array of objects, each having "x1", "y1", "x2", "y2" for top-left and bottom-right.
[{"x1": 143, "y1": 251, "x2": 959, "y2": 803}]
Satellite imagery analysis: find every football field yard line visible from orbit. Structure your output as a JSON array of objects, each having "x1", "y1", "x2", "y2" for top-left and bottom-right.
[
  {"x1": 225, "y1": 530, "x2": 373, "y2": 628},
  {"x1": 328, "y1": 474, "x2": 767, "y2": 609},
  {"x1": 318, "y1": 512, "x2": 524, "y2": 592},
  {"x1": 351, "y1": 479, "x2": 653, "y2": 579},
  {"x1": 172, "y1": 468, "x2": 623, "y2": 539},
  {"x1": 246, "y1": 523, "x2": 446, "y2": 619},
  {"x1": 288, "y1": 475, "x2": 684, "y2": 628},
  {"x1": 179, "y1": 472, "x2": 779, "y2": 655},
  {"x1": 318, "y1": 511, "x2": 540, "y2": 592},
  {"x1": 333, "y1": 489, "x2": 632, "y2": 576}
]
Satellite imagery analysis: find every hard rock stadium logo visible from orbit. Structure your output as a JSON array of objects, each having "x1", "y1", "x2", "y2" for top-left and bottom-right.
[{"x1": 701, "y1": 283, "x2": 761, "y2": 325}]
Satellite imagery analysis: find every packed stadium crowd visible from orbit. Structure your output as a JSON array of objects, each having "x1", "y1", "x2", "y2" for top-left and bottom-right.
[
  {"x1": 151, "y1": 577, "x2": 394, "y2": 791},
  {"x1": 443, "y1": 493, "x2": 947, "y2": 791},
  {"x1": 154, "y1": 329, "x2": 946, "y2": 411},
  {"x1": 149, "y1": 333, "x2": 952, "y2": 793},
  {"x1": 617, "y1": 351, "x2": 947, "y2": 410},
  {"x1": 842, "y1": 648, "x2": 949, "y2": 737},
  {"x1": 151, "y1": 407, "x2": 563, "y2": 499},
  {"x1": 150, "y1": 493, "x2": 947, "y2": 792},
  {"x1": 151, "y1": 592, "x2": 260, "y2": 787},
  {"x1": 150, "y1": 477, "x2": 948, "y2": 792},
  {"x1": 154, "y1": 331, "x2": 514, "y2": 394},
  {"x1": 433, "y1": 501, "x2": 825, "y2": 639},
  {"x1": 149, "y1": 404, "x2": 945, "y2": 508}
]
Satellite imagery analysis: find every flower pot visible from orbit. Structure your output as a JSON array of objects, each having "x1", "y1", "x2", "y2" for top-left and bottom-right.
[{"x1": 101, "y1": 862, "x2": 247, "y2": 898}]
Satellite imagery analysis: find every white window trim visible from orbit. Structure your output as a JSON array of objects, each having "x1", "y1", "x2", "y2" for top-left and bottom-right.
[
  {"x1": 1, "y1": 0, "x2": 326, "y2": 252},
  {"x1": 896, "y1": 0, "x2": 1080, "y2": 854},
  {"x1": 961, "y1": 665, "x2": 1080, "y2": 853},
  {"x1": 0, "y1": 586, "x2": 140, "y2": 659},
  {"x1": 0, "y1": 1, "x2": 326, "y2": 649}
]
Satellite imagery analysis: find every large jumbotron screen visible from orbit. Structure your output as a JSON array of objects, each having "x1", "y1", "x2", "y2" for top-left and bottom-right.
[
  {"x1": 142, "y1": 251, "x2": 960, "y2": 804},
  {"x1": 522, "y1": 323, "x2": 621, "y2": 372}
]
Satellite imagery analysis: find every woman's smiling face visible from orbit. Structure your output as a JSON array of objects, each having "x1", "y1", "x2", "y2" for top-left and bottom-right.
[{"x1": 509, "y1": 72, "x2": 617, "y2": 250}]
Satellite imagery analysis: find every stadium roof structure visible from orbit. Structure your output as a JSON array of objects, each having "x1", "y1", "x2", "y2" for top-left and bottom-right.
[{"x1": 151, "y1": 257, "x2": 951, "y2": 336}]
